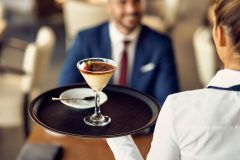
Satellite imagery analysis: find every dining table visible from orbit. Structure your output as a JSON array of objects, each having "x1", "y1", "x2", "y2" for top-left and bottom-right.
[
  {"x1": 0, "y1": 18, "x2": 7, "y2": 58},
  {"x1": 27, "y1": 125, "x2": 153, "y2": 160}
]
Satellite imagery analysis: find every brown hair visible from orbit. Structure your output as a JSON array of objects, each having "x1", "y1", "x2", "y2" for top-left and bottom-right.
[{"x1": 213, "y1": 0, "x2": 240, "y2": 52}]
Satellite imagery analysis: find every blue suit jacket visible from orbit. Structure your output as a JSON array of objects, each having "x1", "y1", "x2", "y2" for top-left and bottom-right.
[{"x1": 59, "y1": 22, "x2": 179, "y2": 106}]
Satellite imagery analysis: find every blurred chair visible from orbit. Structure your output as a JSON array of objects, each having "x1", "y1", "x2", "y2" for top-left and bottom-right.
[
  {"x1": 0, "y1": 44, "x2": 37, "y2": 127},
  {"x1": 193, "y1": 26, "x2": 217, "y2": 87},
  {"x1": 142, "y1": 15, "x2": 167, "y2": 33},
  {"x1": 161, "y1": 0, "x2": 179, "y2": 28},
  {"x1": 0, "y1": 26, "x2": 56, "y2": 137},
  {"x1": 0, "y1": 2, "x2": 7, "y2": 50},
  {"x1": 63, "y1": 0, "x2": 167, "y2": 48},
  {"x1": 31, "y1": 26, "x2": 56, "y2": 96},
  {"x1": 145, "y1": 0, "x2": 179, "y2": 31},
  {"x1": 0, "y1": 0, "x2": 35, "y2": 16},
  {"x1": 0, "y1": 0, "x2": 36, "y2": 26},
  {"x1": 0, "y1": 2, "x2": 6, "y2": 18},
  {"x1": 63, "y1": 0, "x2": 108, "y2": 47},
  {"x1": 0, "y1": 18, "x2": 7, "y2": 40},
  {"x1": 193, "y1": 5, "x2": 218, "y2": 87}
]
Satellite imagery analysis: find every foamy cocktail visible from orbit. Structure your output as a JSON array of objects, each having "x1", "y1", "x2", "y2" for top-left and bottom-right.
[{"x1": 77, "y1": 58, "x2": 117, "y2": 126}]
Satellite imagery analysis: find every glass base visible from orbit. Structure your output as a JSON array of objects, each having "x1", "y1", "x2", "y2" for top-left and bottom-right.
[{"x1": 84, "y1": 114, "x2": 111, "y2": 126}]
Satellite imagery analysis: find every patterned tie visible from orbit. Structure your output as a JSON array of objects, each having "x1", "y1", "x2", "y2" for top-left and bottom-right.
[{"x1": 118, "y1": 40, "x2": 130, "y2": 86}]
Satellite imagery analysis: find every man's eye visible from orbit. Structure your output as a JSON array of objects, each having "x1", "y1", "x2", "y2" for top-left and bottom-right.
[
  {"x1": 133, "y1": 0, "x2": 140, "y2": 4},
  {"x1": 118, "y1": 0, "x2": 126, "y2": 5}
]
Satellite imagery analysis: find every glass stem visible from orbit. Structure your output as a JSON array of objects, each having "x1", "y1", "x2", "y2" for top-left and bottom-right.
[{"x1": 94, "y1": 91, "x2": 101, "y2": 117}]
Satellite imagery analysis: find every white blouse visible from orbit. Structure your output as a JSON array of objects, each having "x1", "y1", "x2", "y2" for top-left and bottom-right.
[{"x1": 107, "y1": 69, "x2": 240, "y2": 160}]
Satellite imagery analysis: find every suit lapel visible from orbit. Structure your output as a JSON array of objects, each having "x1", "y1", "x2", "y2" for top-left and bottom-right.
[
  {"x1": 130, "y1": 26, "x2": 147, "y2": 87},
  {"x1": 101, "y1": 23, "x2": 114, "y2": 84},
  {"x1": 100, "y1": 23, "x2": 112, "y2": 58}
]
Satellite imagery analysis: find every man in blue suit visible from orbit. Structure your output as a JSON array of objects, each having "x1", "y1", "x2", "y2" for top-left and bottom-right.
[{"x1": 59, "y1": 0, "x2": 179, "y2": 107}]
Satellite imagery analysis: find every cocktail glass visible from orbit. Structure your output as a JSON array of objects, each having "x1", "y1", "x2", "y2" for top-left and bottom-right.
[{"x1": 77, "y1": 58, "x2": 117, "y2": 126}]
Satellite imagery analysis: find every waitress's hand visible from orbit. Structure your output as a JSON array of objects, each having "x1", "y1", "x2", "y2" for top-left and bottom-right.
[{"x1": 106, "y1": 135, "x2": 144, "y2": 160}]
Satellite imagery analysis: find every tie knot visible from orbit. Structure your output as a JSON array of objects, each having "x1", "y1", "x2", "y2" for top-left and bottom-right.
[{"x1": 123, "y1": 40, "x2": 131, "y2": 47}]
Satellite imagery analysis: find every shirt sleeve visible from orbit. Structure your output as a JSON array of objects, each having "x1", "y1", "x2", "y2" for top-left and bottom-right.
[
  {"x1": 147, "y1": 96, "x2": 180, "y2": 160},
  {"x1": 106, "y1": 135, "x2": 144, "y2": 160},
  {"x1": 107, "y1": 96, "x2": 179, "y2": 160}
]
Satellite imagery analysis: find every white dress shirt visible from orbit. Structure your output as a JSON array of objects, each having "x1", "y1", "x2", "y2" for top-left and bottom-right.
[
  {"x1": 107, "y1": 69, "x2": 240, "y2": 160},
  {"x1": 109, "y1": 22, "x2": 141, "y2": 84}
]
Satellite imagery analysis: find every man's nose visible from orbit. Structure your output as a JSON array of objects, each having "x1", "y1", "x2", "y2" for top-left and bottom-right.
[{"x1": 125, "y1": 2, "x2": 139, "y2": 13}]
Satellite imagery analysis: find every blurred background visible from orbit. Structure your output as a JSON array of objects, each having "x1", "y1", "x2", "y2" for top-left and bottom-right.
[{"x1": 0, "y1": 0, "x2": 217, "y2": 159}]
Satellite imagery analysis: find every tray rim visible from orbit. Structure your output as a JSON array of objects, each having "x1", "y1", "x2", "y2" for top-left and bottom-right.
[{"x1": 29, "y1": 83, "x2": 160, "y2": 138}]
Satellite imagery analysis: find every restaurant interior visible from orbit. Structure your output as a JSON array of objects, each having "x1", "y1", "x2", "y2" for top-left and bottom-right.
[{"x1": 0, "y1": 0, "x2": 214, "y2": 159}]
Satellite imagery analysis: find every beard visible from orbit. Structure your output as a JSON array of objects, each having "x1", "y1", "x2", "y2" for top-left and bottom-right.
[{"x1": 120, "y1": 13, "x2": 142, "y2": 32}]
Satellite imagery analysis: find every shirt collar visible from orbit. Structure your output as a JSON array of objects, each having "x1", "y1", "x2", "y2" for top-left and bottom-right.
[
  {"x1": 109, "y1": 22, "x2": 141, "y2": 42},
  {"x1": 207, "y1": 69, "x2": 240, "y2": 88}
]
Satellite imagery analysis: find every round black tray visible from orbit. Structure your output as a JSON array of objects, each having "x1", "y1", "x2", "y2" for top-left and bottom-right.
[{"x1": 29, "y1": 84, "x2": 160, "y2": 138}]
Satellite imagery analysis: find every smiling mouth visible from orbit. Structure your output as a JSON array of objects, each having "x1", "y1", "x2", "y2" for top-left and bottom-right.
[
  {"x1": 124, "y1": 14, "x2": 141, "y2": 21},
  {"x1": 125, "y1": 13, "x2": 140, "y2": 17}
]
